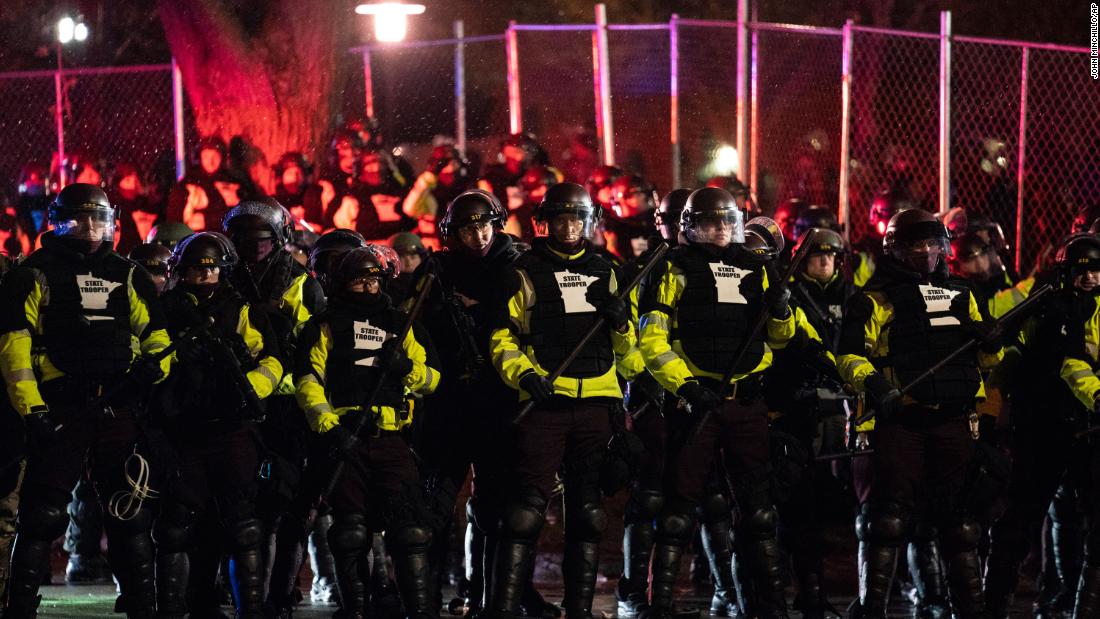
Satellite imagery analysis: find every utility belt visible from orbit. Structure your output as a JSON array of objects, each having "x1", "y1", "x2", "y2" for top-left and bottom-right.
[{"x1": 40, "y1": 375, "x2": 138, "y2": 418}]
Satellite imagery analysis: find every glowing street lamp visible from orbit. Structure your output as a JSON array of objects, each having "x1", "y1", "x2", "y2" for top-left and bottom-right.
[
  {"x1": 55, "y1": 15, "x2": 89, "y2": 187},
  {"x1": 355, "y1": 2, "x2": 426, "y2": 43}
]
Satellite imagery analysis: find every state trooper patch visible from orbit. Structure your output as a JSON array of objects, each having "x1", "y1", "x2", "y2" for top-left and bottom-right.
[
  {"x1": 554, "y1": 270, "x2": 600, "y2": 314},
  {"x1": 708, "y1": 262, "x2": 751, "y2": 304}
]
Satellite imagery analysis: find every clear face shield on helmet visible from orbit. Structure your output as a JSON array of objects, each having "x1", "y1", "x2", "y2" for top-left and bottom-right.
[
  {"x1": 536, "y1": 208, "x2": 598, "y2": 246},
  {"x1": 684, "y1": 208, "x2": 745, "y2": 247},
  {"x1": 893, "y1": 235, "x2": 951, "y2": 275},
  {"x1": 54, "y1": 209, "x2": 116, "y2": 245}
]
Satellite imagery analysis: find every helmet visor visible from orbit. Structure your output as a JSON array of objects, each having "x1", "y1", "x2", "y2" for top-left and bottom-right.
[
  {"x1": 54, "y1": 210, "x2": 115, "y2": 243},
  {"x1": 893, "y1": 236, "x2": 950, "y2": 274},
  {"x1": 684, "y1": 210, "x2": 745, "y2": 246},
  {"x1": 535, "y1": 209, "x2": 597, "y2": 243}
]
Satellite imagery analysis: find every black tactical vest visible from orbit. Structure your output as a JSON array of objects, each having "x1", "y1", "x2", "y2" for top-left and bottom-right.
[
  {"x1": 517, "y1": 243, "x2": 616, "y2": 379},
  {"x1": 27, "y1": 248, "x2": 135, "y2": 381},
  {"x1": 672, "y1": 244, "x2": 766, "y2": 375},
  {"x1": 160, "y1": 284, "x2": 256, "y2": 420},
  {"x1": 874, "y1": 278, "x2": 981, "y2": 407},
  {"x1": 324, "y1": 300, "x2": 407, "y2": 409}
]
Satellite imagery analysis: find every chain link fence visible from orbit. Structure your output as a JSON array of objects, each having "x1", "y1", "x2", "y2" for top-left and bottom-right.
[{"x1": 0, "y1": 65, "x2": 179, "y2": 207}]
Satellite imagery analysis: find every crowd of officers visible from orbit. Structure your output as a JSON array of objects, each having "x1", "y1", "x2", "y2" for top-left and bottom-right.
[{"x1": 2, "y1": 148, "x2": 1100, "y2": 619}]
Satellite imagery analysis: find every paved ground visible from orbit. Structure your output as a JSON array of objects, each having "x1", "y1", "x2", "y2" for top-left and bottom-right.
[{"x1": 32, "y1": 553, "x2": 1040, "y2": 618}]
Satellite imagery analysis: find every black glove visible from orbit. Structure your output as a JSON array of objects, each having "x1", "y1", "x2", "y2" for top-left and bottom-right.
[
  {"x1": 130, "y1": 354, "x2": 164, "y2": 385},
  {"x1": 625, "y1": 372, "x2": 665, "y2": 414},
  {"x1": 380, "y1": 338, "x2": 414, "y2": 376},
  {"x1": 519, "y1": 371, "x2": 555, "y2": 403},
  {"x1": 864, "y1": 373, "x2": 901, "y2": 421},
  {"x1": 970, "y1": 320, "x2": 1004, "y2": 354},
  {"x1": 677, "y1": 380, "x2": 722, "y2": 414},
  {"x1": 177, "y1": 337, "x2": 206, "y2": 364},
  {"x1": 428, "y1": 156, "x2": 449, "y2": 175},
  {"x1": 327, "y1": 424, "x2": 362, "y2": 460},
  {"x1": 598, "y1": 296, "x2": 630, "y2": 332},
  {"x1": 25, "y1": 406, "x2": 62, "y2": 448},
  {"x1": 763, "y1": 285, "x2": 791, "y2": 319}
]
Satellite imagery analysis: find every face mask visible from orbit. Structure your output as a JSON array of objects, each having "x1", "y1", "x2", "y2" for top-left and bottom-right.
[
  {"x1": 237, "y1": 238, "x2": 275, "y2": 263},
  {"x1": 182, "y1": 281, "x2": 218, "y2": 298}
]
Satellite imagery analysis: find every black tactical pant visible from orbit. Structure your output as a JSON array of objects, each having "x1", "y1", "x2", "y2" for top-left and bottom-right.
[
  {"x1": 329, "y1": 428, "x2": 435, "y2": 618},
  {"x1": 856, "y1": 407, "x2": 983, "y2": 618},
  {"x1": 6, "y1": 389, "x2": 157, "y2": 619},
  {"x1": 650, "y1": 389, "x2": 786, "y2": 618},
  {"x1": 490, "y1": 398, "x2": 613, "y2": 618},
  {"x1": 153, "y1": 422, "x2": 264, "y2": 619},
  {"x1": 416, "y1": 382, "x2": 515, "y2": 613},
  {"x1": 986, "y1": 408, "x2": 1099, "y2": 617}
]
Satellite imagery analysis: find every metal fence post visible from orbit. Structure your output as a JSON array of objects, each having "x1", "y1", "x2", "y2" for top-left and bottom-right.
[
  {"x1": 1015, "y1": 47, "x2": 1029, "y2": 274},
  {"x1": 54, "y1": 50, "x2": 66, "y2": 187},
  {"x1": 363, "y1": 49, "x2": 375, "y2": 119},
  {"x1": 749, "y1": 25, "x2": 759, "y2": 202},
  {"x1": 736, "y1": 0, "x2": 750, "y2": 180},
  {"x1": 669, "y1": 13, "x2": 681, "y2": 188},
  {"x1": 838, "y1": 20, "x2": 854, "y2": 241},
  {"x1": 171, "y1": 57, "x2": 186, "y2": 180},
  {"x1": 593, "y1": 4, "x2": 615, "y2": 166},
  {"x1": 454, "y1": 20, "x2": 466, "y2": 155},
  {"x1": 506, "y1": 21, "x2": 521, "y2": 134},
  {"x1": 939, "y1": 10, "x2": 952, "y2": 215}
]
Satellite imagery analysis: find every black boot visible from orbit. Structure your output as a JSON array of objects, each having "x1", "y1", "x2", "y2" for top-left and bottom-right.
[
  {"x1": 940, "y1": 520, "x2": 984, "y2": 619},
  {"x1": 701, "y1": 520, "x2": 743, "y2": 618},
  {"x1": 734, "y1": 471, "x2": 788, "y2": 619},
  {"x1": 267, "y1": 512, "x2": 309, "y2": 612},
  {"x1": 390, "y1": 526, "x2": 437, "y2": 619},
  {"x1": 907, "y1": 533, "x2": 948, "y2": 618},
  {"x1": 1074, "y1": 564, "x2": 1100, "y2": 619},
  {"x1": 105, "y1": 519, "x2": 158, "y2": 619},
  {"x1": 562, "y1": 540, "x2": 599, "y2": 619},
  {"x1": 489, "y1": 539, "x2": 536, "y2": 617},
  {"x1": 157, "y1": 551, "x2": 190, "y2": 619},
  {"x1": 616, "y1": 521, "x2": 654, "y2": 619},
  {"x1": 854, "y1": 508, "x2": 901, "y2": 618},
  {"x1": 330, "y1": 514, "x2": 371, "y2": 617},
  {"x1": 3, "y1": 536, "x2": 51, "y2": 619},
  {"x1": 465, "y1": 517, "x2": 486, "y2": 613}
]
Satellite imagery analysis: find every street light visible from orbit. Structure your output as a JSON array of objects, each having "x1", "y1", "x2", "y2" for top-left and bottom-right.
[
  {"x1": 55, "y1": 15, "x2": 88, "y2": 187},
  {"x1": 355, "y1": 2, "x2": 426, "y2": 43}
]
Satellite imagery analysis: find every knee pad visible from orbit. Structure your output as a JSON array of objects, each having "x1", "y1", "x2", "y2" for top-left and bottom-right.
[
  {"x1": 698, "y1": 491, "x2": 731, "y2": 524},
  {"x1": 940, "y1": 518, "x2": 981, "y2": 554},
  {"x1": 502, "y1": 487, "x2": 547, "y2": 539},
  {"x1": 227, "y1": 517, "x2": 264, "y2": 551},
  {"x1": 626, "y1": 488, "x2": 664, "y2": 523},
  {"x1": 153, "y1": 504, "x2": 197, "y2": 552},
  {"x1": 855, "y1": 511, "x2": 870, "y2": 542},
  {"x1": 330, "y1": 513, "x2": 370, "y2": 553},
  {"x1": 389, "y1": 525, "x2": 432, "y2": 554},
  {"x1": 656, "y1": 500, "x2": 696, "y2": 546},
  {"x1": 864, "y1": 502, "x2": 908, "y2": 547},
  {"x1": 17, "y1": 502, "x2": 68, "y2": 540},
  {"x1": 909, "y1": 519, "x2": 938, "y2": 544},
  {"x1": 738, "y1": 505, "x2": 778, "y2": 542},
  {"x1": 104, "y1": 507, "x2": 154, "y2": 537},
  {"x1": 566, "y1": 502, "x2": 607, "y2": 543}
]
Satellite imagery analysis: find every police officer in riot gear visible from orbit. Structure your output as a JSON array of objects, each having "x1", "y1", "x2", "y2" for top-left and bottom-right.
[
  {"x1": 838, "y1": 208, "x2": 1003, "y2": 619},
  {"x1": 309, "y1": 228, "x2": 369, "y2": 296},
  {"x1": 222, "y1": 198, "x2": 325, "y2": 610},
  {"x1": 0, "y1": 183, "x2": 172, "y2": 618},
  {"x1": 603, "y1": 175, "x2": 659, "y2": 263},
  {"x1": 129, "y1": 242, "x2": 173, "y2": 295},
  {"x1": 416, "y1": 189, "x2": 526, "y2": 616},
  {"x1": 488, "y1": 182, "x2": 643, "y2": 619},
  {"x1": 295, "y1": 245, "x2": 440, "y2": 619},
  {"x1": 765, "y1": 226, "x2": 855, "y2": 618},
  {"x1": 985, "y1": 233, "x2": 1100, "y2": 617},
  {"x1": 152, "y1": 231, "x2": 284, "y2": 619},
  {"x1": 637, "y1": 187, "x2": 795, "y2": 619}
]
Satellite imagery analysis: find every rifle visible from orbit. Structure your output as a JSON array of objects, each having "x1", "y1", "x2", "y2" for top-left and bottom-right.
[
  {"x1": 193, "y1": 325, "x2": 268, "y2": 422},
  {"x1": 689, "y1": 232, "x2": 815, "y2": 439},
  {"x1": 427, "y1": 251, "x2": 486, "y2": 383},
  {"x1": 319, "y1": 271, "x2": 436, "y2": 500},
  {"x1": 512, "y1": 242, "x2": 670, "y2": 424},
  {"x1": 899, "y1": 283, "x2": 1053, "y2": 395}
]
